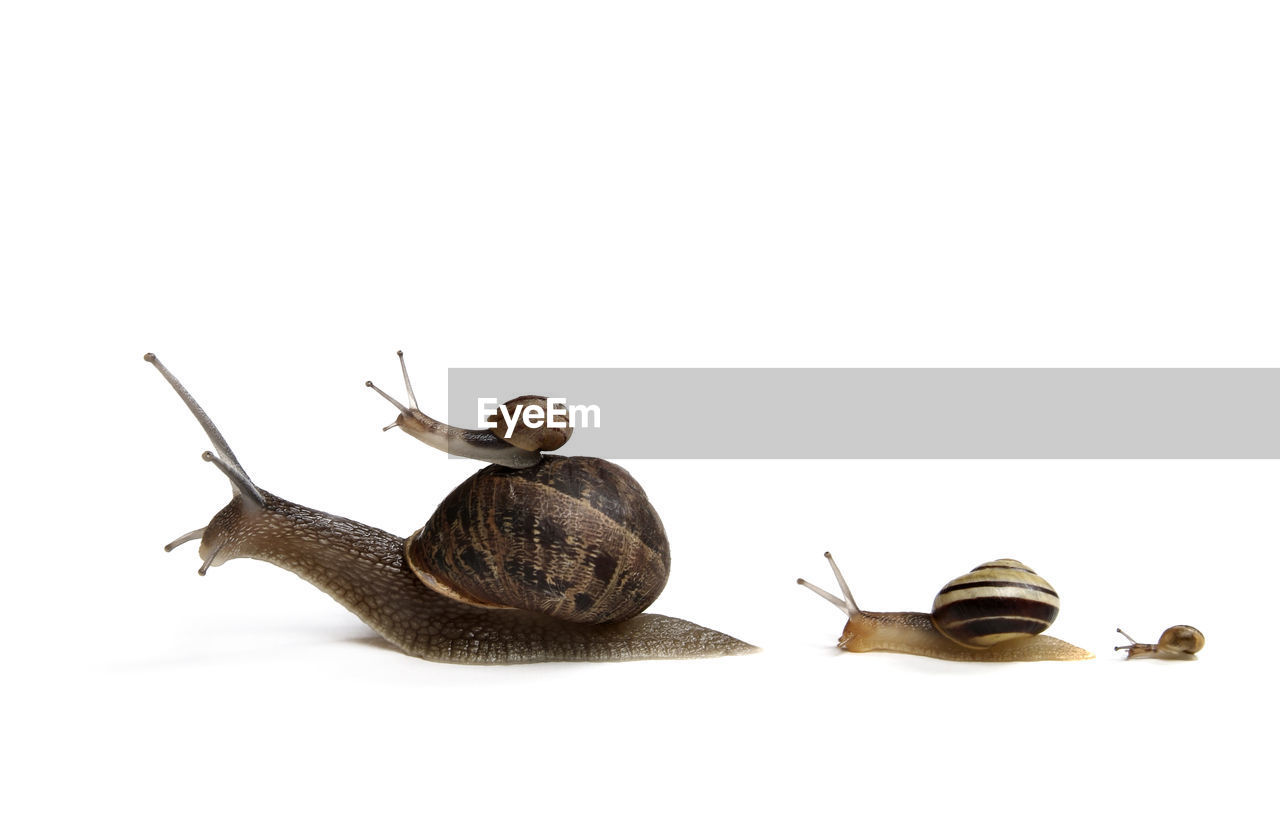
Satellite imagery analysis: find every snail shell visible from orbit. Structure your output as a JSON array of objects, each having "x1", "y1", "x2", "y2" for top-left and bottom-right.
[
  {"x1": 931, "y1": 559, "x2": 1061, "y2": 648},
  {"x1": 485, "y1": 395, "x2": 573, "y2": 452},
  {"x1": 406, "y1": 455, "x2": 671, "y2": 624},
  {"x1": 1156, "y1": 624, "x2": 1205, "y2": 655}
]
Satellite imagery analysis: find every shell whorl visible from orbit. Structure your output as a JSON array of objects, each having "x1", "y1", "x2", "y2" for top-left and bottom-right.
[
  {"x1": 486, "y1": 395, "x2": 574, "y2": 452},
  {"x1": 930, "y1": 559, "x2": 1061, "y2": 648},
  {"x1": 1158, "y1": 624, "x2": 1205, "y2": 655},
  {"x1": 405, "y1": 455, "x2": 671, "y2": 624}
]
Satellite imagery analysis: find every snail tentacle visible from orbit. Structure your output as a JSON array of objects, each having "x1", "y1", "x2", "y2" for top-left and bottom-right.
[
  {"x1": 395, "y1": 349, "x2": 419, "y2": 409},
  {"x1": 1114, "y1": 627, "x2": 1141, "y2": 651},
  {"x1": 145, "y1": 352, "x2": 263, "y2": 503},
  {"x1": 201, "y1": 451, "x2": 266, "y2": 508},
  {"x1": 163, "y1": 527, "x2": 204, "y2": 552},
  {"x1": 797, "y1": 553, "x2": 863, "y2": 616},
  {"x1": 797, "y1": 577, "x2": 850, "y2": 613}
]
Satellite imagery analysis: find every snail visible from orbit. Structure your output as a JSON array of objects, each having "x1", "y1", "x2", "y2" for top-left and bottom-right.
[
  {"x1": 797, "y1": 552, "x2": 1093, "y2": 662},
  {"x1": 145, "y1": 352, "x2": 755, "y2": 664},
  {"x1": 1115, "y1": 626, "x2": 1204, "y2": 660}
]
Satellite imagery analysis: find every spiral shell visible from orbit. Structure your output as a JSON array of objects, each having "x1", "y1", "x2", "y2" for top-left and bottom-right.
[
  {"x1": 405, "y1": 455, "x2": 670, "y2": 624},
  {"x1": 1158, "y1": 624, "x2": 1205, "y2": 655},
  {"x1": 485, "y1": 395, "x2": 573, "y2": 452},
  {"x1": 930, "y1": 559, "x2": 1061, "y2": 648}
]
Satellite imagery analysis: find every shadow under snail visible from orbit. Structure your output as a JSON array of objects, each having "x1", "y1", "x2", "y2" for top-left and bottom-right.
[
  {"x1": 146, "y1": 352, "x2": 755, "y2": 664},
  {"x1": 1115, "y1": 625, "x2": 1204, "y2": 660},
  {"x1": 798, "y1": 552, "x2": 1093, "y2": 662}
]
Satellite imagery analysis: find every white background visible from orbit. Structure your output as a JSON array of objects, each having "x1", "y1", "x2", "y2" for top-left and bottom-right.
[{"x1": 3, "y1": 2, "x2": 1276, "y2": 824}]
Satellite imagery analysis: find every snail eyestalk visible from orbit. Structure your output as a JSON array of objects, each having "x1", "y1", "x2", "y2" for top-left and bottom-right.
[
  {"x1": 797, "y1": 578, "x2": 854, "y2": 615},
  {"x1": 797, "y1": 552, "x2": 861, "y2": 617},
  {"x1": 1114, "y1": 627, "x2": 1140, "y2": 651},
  {"x1": 365, "y1": 380, "x2": 411, "y2": 415},
  {"x1": 146, "y1": 352, "x2": 265, "y2": 507},
  {"x1": 824, "y1": 550, "x2": 860, "y2": 614},
  {"x1": 396, "y1": 349, "x2": 419, "y2": 409},
  {"x1": 202, "y1": 451, "x2": 265, "y2": 508},
  {"x1": 144, "y1": 353, "x2": 253, "y2": 483}
]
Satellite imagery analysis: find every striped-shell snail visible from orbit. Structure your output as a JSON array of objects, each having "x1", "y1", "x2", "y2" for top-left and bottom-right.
[
  {"x1": 146, "y1": 351, "x2": 754, "y2": 664},
  {"x1": 798, "y1": 553, "x2": 1093, "y2": 662},
  {"x1": 1115, "y1": 625, "x2": 1204, "y2": 660}
]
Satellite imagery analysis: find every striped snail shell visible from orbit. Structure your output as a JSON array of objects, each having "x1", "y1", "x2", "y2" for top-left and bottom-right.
[
  {"x1": 405, "y1": 455, "x2": 671, "y2": 624},
  {"x1": 930, "y1": 559, "x2": 1060, "y2": 648}
]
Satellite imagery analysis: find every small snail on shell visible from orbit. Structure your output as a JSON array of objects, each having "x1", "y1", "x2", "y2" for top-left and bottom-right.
[
  {"x1": 798, "y1": 553, "x2": 1093, "y2": 662},
  {"x1": 363, "y1": 356, "x2": 572, "y2": 469},
  {"x1": 1115, "y1": 626, "x2": 1204, "y2": 660}
]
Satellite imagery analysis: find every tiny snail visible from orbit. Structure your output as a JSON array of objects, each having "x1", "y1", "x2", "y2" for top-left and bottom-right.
[
  {"x1": 364, "y1": 360, "x2": 570, "y2": 468},
  {"x1": 797, "y1": 552, "x2": 1093, "y2": 662},
  {"x1": 1115, "y1": 626, "x2": 1204, "y2": 660},
  {"x1": 146, "y1": 352, "x2": 755, "y2": 664}
]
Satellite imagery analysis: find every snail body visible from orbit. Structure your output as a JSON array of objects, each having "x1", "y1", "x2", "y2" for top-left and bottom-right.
[
  {"x1": 798, "y1": 553, "x2": 1093, "y2": 662},
  {"x1": 146, "y1": 353, "x2": 754, "y2": 664},
  {"x1": 1115, "y1": 626, "x2": 1204, "y2": 660}
]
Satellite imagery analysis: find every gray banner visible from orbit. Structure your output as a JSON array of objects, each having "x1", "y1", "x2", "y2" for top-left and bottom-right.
[{"x1": 448, "y1": 369, "x2": 1280, "y2": 459}]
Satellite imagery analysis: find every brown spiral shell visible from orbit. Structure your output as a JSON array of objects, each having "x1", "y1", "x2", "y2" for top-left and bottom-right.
[
  {"x1": 485, "y1": 395, "x2": 573, "y2": 452},
  {"x1": 930, "y1": 559, "x2": 1061, "y2": 648},
  {"x1": 1157, "y1": 625, "x2": 1205, "y2": 655},
  {"x1": 405, "y1": 455, "x2": 670, "y2": 624}
]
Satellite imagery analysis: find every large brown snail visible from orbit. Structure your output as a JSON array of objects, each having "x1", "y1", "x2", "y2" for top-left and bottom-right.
[
  {"x1": 146, "y1": 352, "x2": 755, "y2": 664},
  {"x1": 798, "y1": 552, "x2": 1093, "y2": 662}
]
